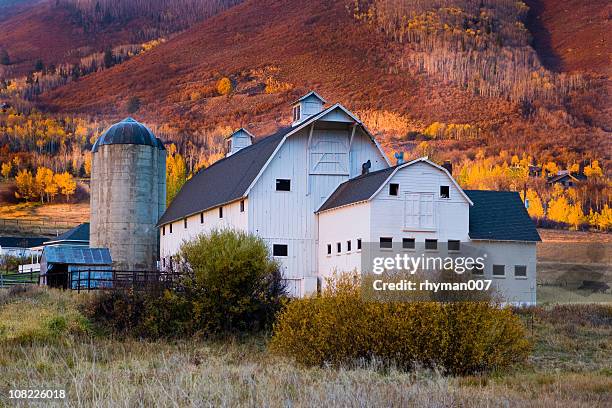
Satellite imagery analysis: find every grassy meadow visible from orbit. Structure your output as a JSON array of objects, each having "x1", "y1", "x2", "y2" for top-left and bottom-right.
[{"x1": 0, "y1": 286, "x2": 610, "y2": 407}]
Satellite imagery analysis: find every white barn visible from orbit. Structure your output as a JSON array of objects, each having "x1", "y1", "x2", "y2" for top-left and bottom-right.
[{"x1": 157, "y1": 91, "x2": 540, "y2": 304}]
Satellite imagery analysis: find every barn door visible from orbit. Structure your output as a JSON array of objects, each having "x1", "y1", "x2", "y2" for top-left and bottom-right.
[
  {"x1": 419, "y1": 193, "x2": 434, "y2": 229},
  {"x1": 404, "y1": 193, "x2": 420, "y2": 229},
  {"x1": 404, "y1": 192, "x2": 435, "y2": 229}
]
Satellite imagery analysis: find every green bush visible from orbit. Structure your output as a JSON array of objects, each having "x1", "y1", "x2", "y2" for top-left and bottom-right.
[
  {"x1": 84, "y1": 230, "x2": 286, "y2": 338},
  {"x1": 270, "y1": 274, "x2": 530, "y2": 375}
]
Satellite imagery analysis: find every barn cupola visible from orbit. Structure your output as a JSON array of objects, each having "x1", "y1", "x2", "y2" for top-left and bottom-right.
[
  {"x1": 225, "y1": 128, "x2": 254, "y2": 157},
  {"x1": 291, "y1": 91, "x2": 326, "y2": 126}
]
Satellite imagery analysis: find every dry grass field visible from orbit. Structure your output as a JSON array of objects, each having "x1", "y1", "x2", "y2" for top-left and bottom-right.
[{"x1": 0, "y1": 287, "x2": 610, "y2": 407}]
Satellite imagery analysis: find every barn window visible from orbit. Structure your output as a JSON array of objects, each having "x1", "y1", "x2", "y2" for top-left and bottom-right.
[
  {"x1": 402, "y1": 238, "x2": 415, "y2": 249},
  {"x1": 200, "y1": 212, "x2": 204, "y2": 223},
  {"x1": 169, "y1": 223, "x2": 173, "y2": 233},
  {"x1": 276, "y1": 179, "x2": 291, "y2": 191},
  {"x1": 448, "y1": 240, "x2": 460, "y2": 251},
  {"x1": 240, "y1": 200, "x2": 245, "y2": 212},
  {"x1": 327, "y1": 244, "x2": 332, "y2": 255},
  {"x1": 162, "y1": 258, "x2": 166, "y2": 267},
  {"x1": 347, "y1": 240, "x2": 351, "y2": 252},
  {"x1": 379, "y1": 237, "x2": 392, "y2": 249},
  {"x1": 162, "y1": 226, "x2": 165, "y2": 236},
  {"x1": 183, "y1": 218, "x2": 187, "y2": 228},
  {"x1": 425, "y1": 239, "x2": 437, "y2": 250},
  {"x1": 389, "y1": 183, "x2": 399, "y2": 196},
  {"x1": 472, "y1": 265, "x2": 484, "y2": 275},
  {"x1": 337, "y1": 242, "x2": 341, "y2": 253},
  {"x1": 219, "y1": 207, "x2": 223, "y2": 218},
  {"x1": 493, "y1": 264, "x2": 505, "y2": 277},
  {"x1": 440, "y1": 185, "x2": 450, "y2": 198},
  {"x1": 357, "y1": 239, "x2": 362, "y2": 250},
  {"x1": 514, "y1": 265, "x2": 527, "y2": 277},
  {"x1": 273, "y1": 244, "x2": 288, "y2": 257},
  {"x1": 292, "y1": 105, "x2": 301, "y2": 122}
]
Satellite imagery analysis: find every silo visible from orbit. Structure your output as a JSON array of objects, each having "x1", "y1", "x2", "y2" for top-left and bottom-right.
[{"x1": 90, "y1": 117, "x2": 166, "y2": 270}]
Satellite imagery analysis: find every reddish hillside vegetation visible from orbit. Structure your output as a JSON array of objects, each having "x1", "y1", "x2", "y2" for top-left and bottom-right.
[{"x1": 35, "y1": 0, "x2": 609, "y2": 166}]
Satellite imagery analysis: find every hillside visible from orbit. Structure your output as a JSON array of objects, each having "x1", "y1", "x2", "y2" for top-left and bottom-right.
[{"x1": 38, "y1": 0, "x2": 609, "y2": 167}]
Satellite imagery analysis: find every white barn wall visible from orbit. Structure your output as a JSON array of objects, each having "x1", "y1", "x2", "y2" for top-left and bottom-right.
[
  {"x1": 470, "y1": 241, "x2": 537, "y2": 305},
  {"x1": 160, "y1": 199, "x2": 248, "y2": 261},
  {"x1": 318, "y1": 202, "x2": 371, "y2": 284}
]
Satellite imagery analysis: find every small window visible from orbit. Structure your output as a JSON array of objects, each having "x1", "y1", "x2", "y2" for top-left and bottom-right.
[
  {"x1": 240, "y1": 200, "x2": 245, "y2": 212},
  {"x1": 347, "y1": 240, "x2": 351, "y2": 252},
  {"x1": 276, "y1": 179, "x2": 291, "y2": 191},
  {"x1": 493, "y1": 264, "x2": 505, "y2": 276},
  {"x1": 380, "y1": 237, "x2": 392, "y2": 249},
  {"x1": 184, "y1": 218, "x2": 187, "y2": 228},
  {"x1": 200, "y1": 212, "x2": 204, "y2": 224},
  {"x1": 425, "y1": 239, "x2": 438, "y2": 250},
  {"x1": 219, "y1": 207, "x2": 223, "y2": 218},
  {"x1": 402, "y1": 238, "x2": 415, "y2": 249},
  {"x1": 162, "y1": 225, "x2": 165, "y2": 236},
  {"x1": 162, "y1": 257, "x2": 166, "y2": 267},
  {"x1": 514, "y1": 265, "x2": 527, "y2": 277},
  {"x1": 440, "y1": 185, "x2": 450, "y2": 198},
  {"x1": 389, "y1": 183, "x2": 399, "y2": 196},
  {"x1": 273, "y1": 244, "x2": 288, "y2": 257},
  {"x1": 327, "y1": 244, "x2": 332, "y2": 255},
  {"x1": 293, "y1": 105, "x2": 300, "y2": 122},
  {"x1": 448, "y1": 240, "x2": 460, "y2": 251},
  {"x1": 357, "y1": 239, "x2": 362, "y2": 250},
  {"x1": 472, "y1": 265, "x2": 484, "y2": 275},
  {"x1": 169, "y1": 223, "x2": 173, "y2": 234},
  {"x1": 337, "y1": 242, "x2": 341, "y2": 253}
]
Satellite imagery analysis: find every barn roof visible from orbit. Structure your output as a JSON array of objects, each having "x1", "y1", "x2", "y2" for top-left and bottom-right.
[
  {"x1": 464, "y1": 190, "x2": 541, "y2": 242},
  {"x1": 42, "y1": 246, "x2": 112, "y2": 265},
  {"x1": 157, "y1": 127, "x2": 290, "y2": 226},
  {"x1": 0, "y1": 236, "x2": 47, "y2": 249},
  {"x1": 317, "y1": 167, "x2": 396, "y2": 212},
  {"x1": 44, "y1": 223, "x2": 90, "y2": 245}
]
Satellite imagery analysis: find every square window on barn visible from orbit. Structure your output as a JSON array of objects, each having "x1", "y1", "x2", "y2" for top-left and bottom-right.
[
  {"x1": 357, "y1": 239, "x2": 362, "y2": 250},
  {"x1": 402, "y1": 238, "x2": 415, "y2": 249},
  {"x1": 440, "y1": 185, "x2": 450, "y2": 198},
  {"x1": 337, "y1": 242, "x2": 341, "y2": 253},
  {"x1": 493, "y1": 264, "x2": 505, "y2": 277},
  {"x1": 162, "y1": 226, "x2": 165, "y2": 236},
  {"x1": 514, "y1": 265, "x2": 527, "y2": 277},
  {"x1": 471, "y1": 265, "x2": 484, "y2": 275},
  {"x1": 184, "y1": 218, "x2": 187, "y2": 228},
  {"x1": 273, "y1": 244, "x2": 288, "y2": 257},
  {"x1": 200, "y1": 212, "x2": 204, "y2": 224},
  {"x1": 240, "y1": 200, "x2": 245, "y2": 212},
  {"x1": 425, "y1": 239, "x2": 438, "y2": 250},
  {"x1": 380, "y1": 237, "x2": 392, "y2": 249},
  {"x1": 276, "y1": 179, "x2": 291, "y2": 191},
  {"x1": 327, "y1": 244, "x2": 332, "y2": 255},
  {"x1": 448, "y1": 240, "x2": 460, "y2": 251},
  {"x1": 219, "y1": 207, "x2": 223, "y2": 218},
  {"x1": 347, "y1": 240, "x2": 351, "y2": 252},
  {"x1": 389, "y1": 183, "x2": 399, "y2": 196}
]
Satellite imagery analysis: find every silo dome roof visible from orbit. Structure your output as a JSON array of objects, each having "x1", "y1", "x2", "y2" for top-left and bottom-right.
[{"x1": 92, "y1": 117, "x2": 165, "y2": 152}]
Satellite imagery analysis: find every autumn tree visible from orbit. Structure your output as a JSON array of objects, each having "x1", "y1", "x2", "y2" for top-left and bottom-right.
[
  {"x1": 521, "y1": 188, "x2": 544, "y2": 219},
  {"x1": 54, "y1": 172, "x2": 77, "y2": 202},
  {"x1": 217, "y1": 77, "x2": 232, "y2": 96},
  {"x1": 1, "y1": 162, "x2": 11, "y2": 179},
  {"x1": 35, "y1": 167, "x2": 57, "y2": 203},
  {"x1": 584, "y1": 160, "x2": 603, "y2": 178},
  {"x1": 15, "y1": 169, "x2": 35, "y2": 201},
  {"x1": 166, "y1": 144, "x2": 187, "y2": 206}
]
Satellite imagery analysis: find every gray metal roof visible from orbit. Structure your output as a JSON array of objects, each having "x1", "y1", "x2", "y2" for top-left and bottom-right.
[
  {"x1": 0, "y1": 236, "x2": 47, "y2": 248},
  {"x1": 464, "y1": 190, "x2": 541, "y2": 242},
  {"x1": 42, "y1": 246, "x2": 112, "y2": 265},
  {"x1": 157, "y1": 127, "x2": 291, "y2": 226},
  {"x1": 317, "y1": 167, "x2": 396, "y2": 212},
  {"x1": 45, "y1": 223, "x2": 90, "y2": 245},
  {"x1": 92, "y1": 117, "x2": 165, "y2": 152}
]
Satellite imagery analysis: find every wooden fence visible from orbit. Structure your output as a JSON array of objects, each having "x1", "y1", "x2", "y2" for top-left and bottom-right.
[{"x1": 0, "y1": 218, "x2": 79, "y2": 236}]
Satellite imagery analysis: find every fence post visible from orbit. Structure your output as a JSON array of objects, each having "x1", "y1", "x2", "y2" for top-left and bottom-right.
[{"x1": 87, "y1": 268, "x2": 91, "y2": 291}]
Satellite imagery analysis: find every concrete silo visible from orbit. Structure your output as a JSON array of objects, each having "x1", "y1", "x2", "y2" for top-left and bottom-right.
[{"x1": 90, "y1": 117, "x2": 166, "y2": 270}]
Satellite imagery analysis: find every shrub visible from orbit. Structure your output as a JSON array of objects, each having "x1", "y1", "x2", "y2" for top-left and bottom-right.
[
  {"x1": 270, "y1": 274, "x2": 530, "y2": 375},
  {"x1": 84, "y1": 230, "x2": 286, "y2": 338},
  {"x1": 216, "y1": 77, "x2": 232, "y2": 96},
  {"x1": 179, "y1": 229, "x2": 286, "y2": 334}
]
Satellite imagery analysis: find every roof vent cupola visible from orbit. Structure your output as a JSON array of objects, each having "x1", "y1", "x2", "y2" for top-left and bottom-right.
[
  {"x1": 226, "y1": 128, "x2": 254, "y2": 157},
  {"x1": 291, "y1": 91, "x2": 326, "y2": 126}
]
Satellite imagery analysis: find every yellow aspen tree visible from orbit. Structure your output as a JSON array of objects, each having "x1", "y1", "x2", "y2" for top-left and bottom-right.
[
  {"x1": 15, "y1": 169, "x2": 35, "y2": 201},
  {"x1": 547, "y1": 196, "x2": 571, "y2": 224},
  {"x1": 521, "y1": 189, "x2": 544, "y2": 219},
  {"x1": 566, "y1": 204, "x2": 586, "y2": 230},
  {"x1": 0, "y1": 162, "x2": 11, "y2": 179},
  {"x1": 217, "y1": 77, "x2": 232, "y2": 96}
]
